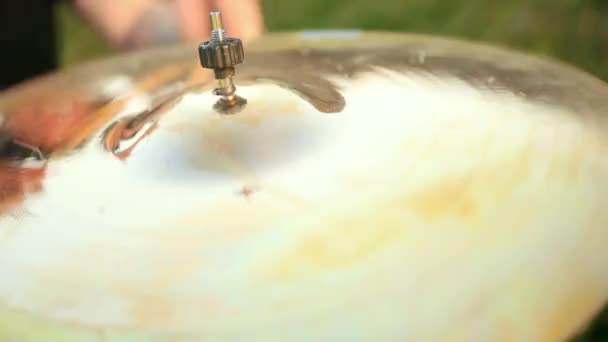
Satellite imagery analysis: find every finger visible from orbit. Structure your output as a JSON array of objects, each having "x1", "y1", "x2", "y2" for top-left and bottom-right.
[
  {"x1": 175, "y1": 0, "x2": 211, "y2": 42},
  {"x1": 210, "y1": 0, "x2": 265, "y2": 42},
  {"x1": 74, "y1": 0, "x2": 150, "y2": 47}
]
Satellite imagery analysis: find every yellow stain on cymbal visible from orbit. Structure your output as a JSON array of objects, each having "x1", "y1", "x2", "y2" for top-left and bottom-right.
[
  {"x1": 268, "y1": 208, "x2": 409, "y2": 282},
  {"x1": 260, "y1": 134, "x2": 597, "y2": 284},
  {"x1": 406, "y1": 174, "x2": 477, "y2": 222}
]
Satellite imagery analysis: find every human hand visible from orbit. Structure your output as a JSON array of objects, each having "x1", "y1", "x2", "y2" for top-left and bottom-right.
[
  {"x1": 74, "y1": 0, "x2": 265, "y2": 50},
  {"x1": 176, "y1": 0, "x2": 264, "y2": 43}
]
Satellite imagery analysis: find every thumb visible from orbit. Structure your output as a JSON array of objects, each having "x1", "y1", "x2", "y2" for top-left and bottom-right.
[{"x1": 212, "y1": 0, "x2": 265, "y2": 42}]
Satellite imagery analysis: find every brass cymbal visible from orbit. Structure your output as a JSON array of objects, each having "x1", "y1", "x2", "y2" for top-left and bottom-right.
[{"x1": 0, "y1": 31, "x2": 607, "y2": 341}]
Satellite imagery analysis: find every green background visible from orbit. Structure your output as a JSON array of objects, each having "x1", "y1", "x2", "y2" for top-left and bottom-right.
[
  {"x1": 55, "y1": 0, "x2": 608, "y2": 340},
  {"x1": 57, "y1": 0, "x2": 608, "y2": 81}
]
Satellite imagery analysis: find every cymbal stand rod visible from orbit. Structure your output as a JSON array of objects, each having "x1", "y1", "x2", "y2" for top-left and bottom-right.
[{"x1": 198, "y1": 11, "x2": 247, "y2": 114}]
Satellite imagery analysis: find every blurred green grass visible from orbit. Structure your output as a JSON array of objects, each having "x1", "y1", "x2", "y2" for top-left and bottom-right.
[
  {"x1": 57, "y1": 0, "x2": 608, "y2": 80},
  {"x1": 55, "y1": 0, "x2": 608, "y2": 340}
]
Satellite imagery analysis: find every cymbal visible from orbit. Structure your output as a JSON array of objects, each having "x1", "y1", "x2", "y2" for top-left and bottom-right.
[{"x1": 1, "y1": 31, "x2": 608, "y2": 341}]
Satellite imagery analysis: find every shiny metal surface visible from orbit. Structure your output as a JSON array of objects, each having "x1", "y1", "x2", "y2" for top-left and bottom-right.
[{"x1": 0, "y1": 31, "x2": 608, "y2": 341}]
